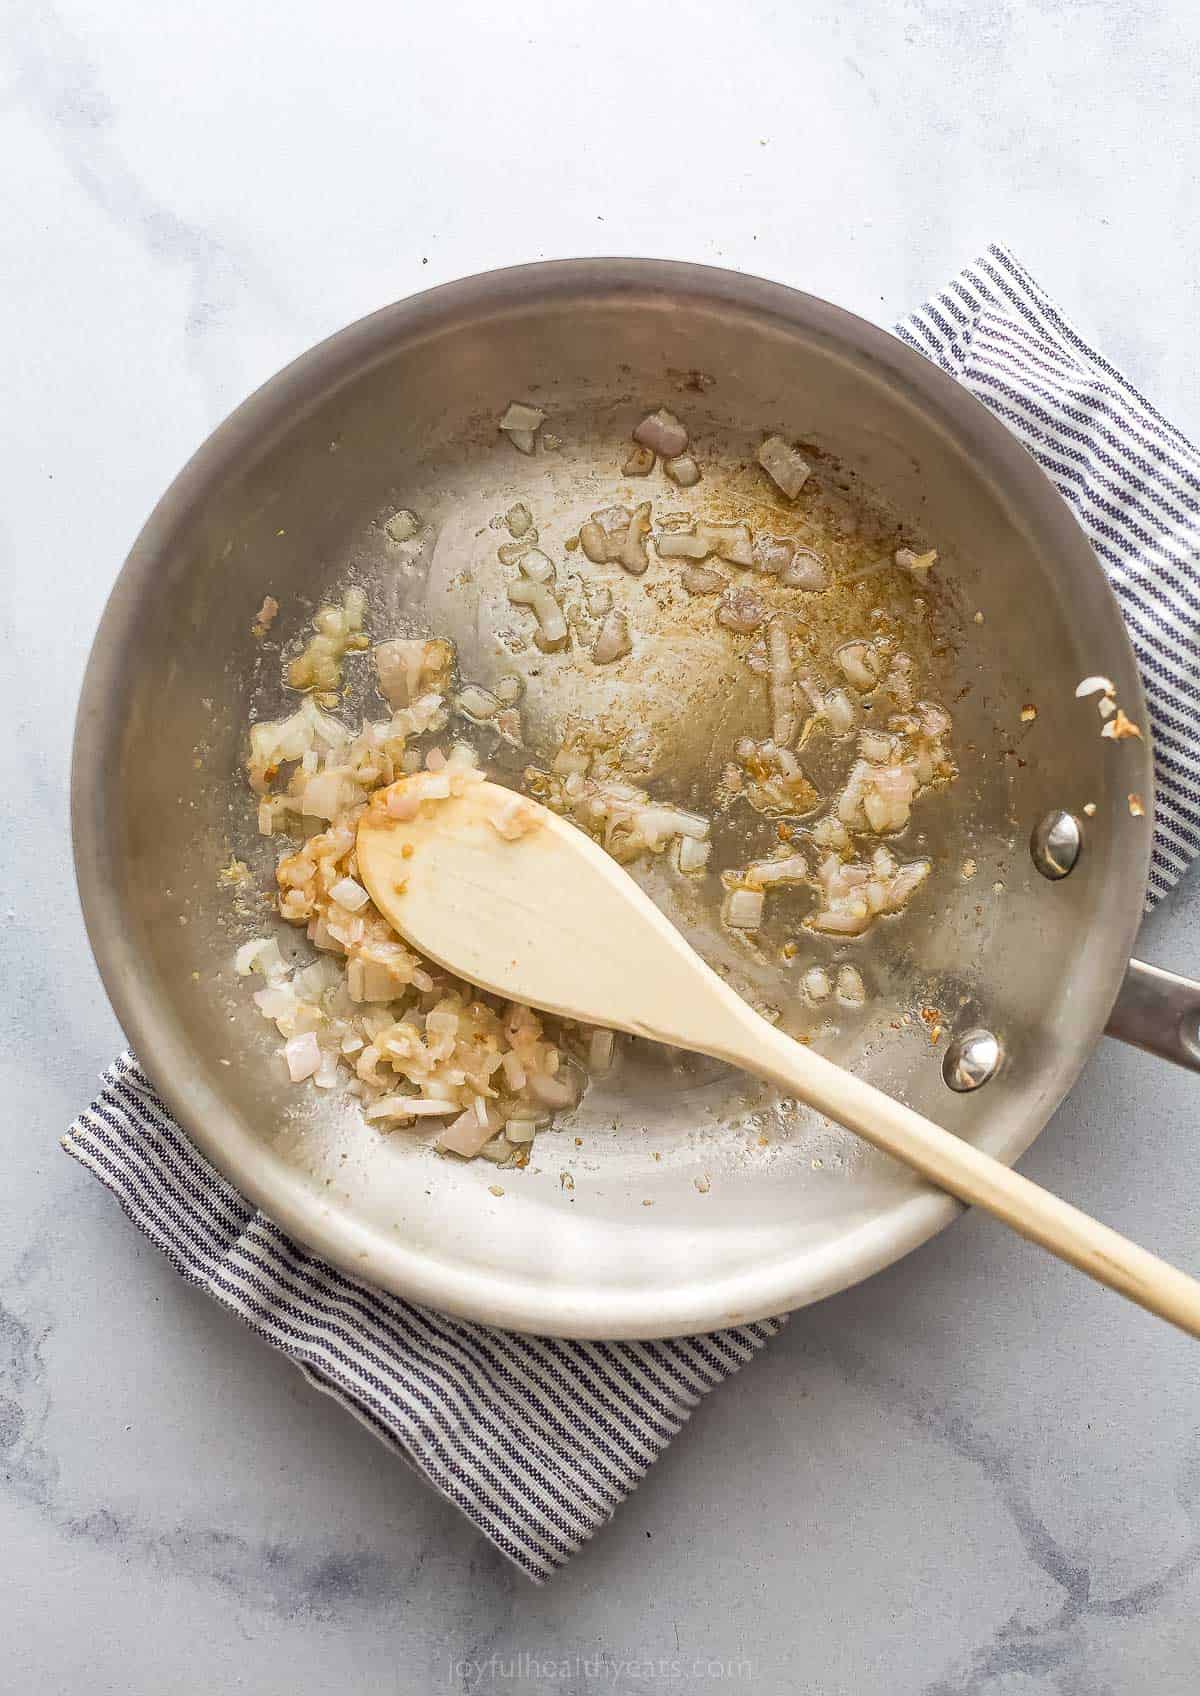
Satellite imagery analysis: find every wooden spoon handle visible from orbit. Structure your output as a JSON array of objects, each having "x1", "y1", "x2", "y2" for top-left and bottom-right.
[{"x1": 719, "y1": 1007, "x2": 1200, "y2": 1339}]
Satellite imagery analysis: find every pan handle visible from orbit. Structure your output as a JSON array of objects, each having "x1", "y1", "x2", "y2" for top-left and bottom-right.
[{"x1": 1105, "y1": 958, "x2": 1200, "y2": 1073}]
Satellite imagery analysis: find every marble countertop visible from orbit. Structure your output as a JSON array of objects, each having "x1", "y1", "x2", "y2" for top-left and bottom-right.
[{"x1": 5, "y1": 1, "x2": 1200, "y2": 1690}]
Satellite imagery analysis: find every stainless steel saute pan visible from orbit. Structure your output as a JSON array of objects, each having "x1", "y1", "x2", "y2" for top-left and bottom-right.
[{"x1": 73, "y1": 261, "x2": 1200, "y2": 1337}]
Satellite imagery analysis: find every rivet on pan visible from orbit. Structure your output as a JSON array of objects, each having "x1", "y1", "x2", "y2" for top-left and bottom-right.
[
  {"x1": 943, "y1": 1028, "x2": 1003, "y2": 1092},
  {"x1": 1030, "y1": 809, "x2": 1082, "y2": 880}
]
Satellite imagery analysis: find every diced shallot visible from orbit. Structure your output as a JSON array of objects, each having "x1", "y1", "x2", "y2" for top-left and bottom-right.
[
  {"x1": 681, "y1": 565, "x2": 727, "y2": 595},
  {"x1": 751, "y1": 535, "x2": 791, "y2": 576},
  {"x1": 734, "y1": 737, "x2": 820, "y2": 815},
  {"x1": 860, "y1": 730, "x2": 895, "y2": 764},
  {"x1": 285, "y1": 1031, "x2": 322, "y2": 1082},
  {"x1": 374, "y1": 638, "x2": 453, "y2": 710},
  {"x1": 882, "y1": 652, "x2": 915, "y2": 708},
  {"x1": 623, "y1": 444, "x2": 655, "y2": 476},
  {"x1": 456, "y1": 684, "x2": 501, "y2": 721},
  {"x1": 497, "y1": 534, "x2": 539, "y2": 566},
  {"x1": 724, "y1": 887, "x2": 765, "y2": 929},
  {"x1": 838, "y1": 758, "x2": 918, "y2": 833},
  {"x1": 623, "y1": 804, "x2": 708, "y2": 851},
  {"x1": 252, "y1": 595, "x2": 279, "y2": 634},
  {"x1": 807, "y1": 900, "x2": 870, "y2": 938},
  {"x1": 366, "y1": 1095, "x2": 461, "y2": 1122},
  {"x1": 518, "y1": 548, "x2": 555, "y2": 584},
  {"x1": 836, "y1": 641, "x2": 884, "y2": 692},
  {"x1": 235, "y1": 937, "x2": 288, "y2": 981},
  {"x1": 437, "y1": 1107, "x2": 504, "y2": 1158},
  {"x1": 676, "y1": 835, "x2": 712, "y2": 874},
  {"x1": 822, "y1": 689, "x2": 857, "y2": 736},
  {"x1": 656, "y1": 531, "x2": 711, "y2": 560},
  {"x1": 664, "y1": 454, "x2": 701, "y2": 488},
  {"x1": 633, "y1": 408, "x2": 689, "y2": 459},
  {"x1": 588, "y1": 1029, "x2": 616, "y2": 1072},
  {"x1": 578, "y1": 503, "x2": 651, "y2": 575},
  {"x1": 806, "y1": 847, "x2": 930, "y2": 936},
  {"x1": 346, "y1": 938, "x2": 419, "y2": 1002},
  {"x1": 703, "y1": 522, "x2": 754, "y2": 567},
  {"x1": 895, "y1": 547, "x2": 937, "y2": 579},
  {"x1": 879, "y1": 859, "x2": 931, "y2": 910},
  {"x1": 527, "y1": 1070, "x2": 579, "y2": 1110},
  {"x1": 780, "y1": 547, "x2": 829, "y2": 590},
  {"x1": 246, "y1": 697, "x2": 348, "y2": 788},
  {"x1": 579, "y1": 505, "x2": 629, "y2": 560},
  {"x1": 501, "y1": 1050, "x2": 527, "y2": 1091},
  {"x1": 285, "y1": 590, "x2": 369, "y2": 696},
  {"x1": 717, "y1": 583, "x2": 767, "y2": 633},
  {"x1": 487, "y1": 789, "x2": 542, "y2": 840},
  {"x1": 744, "y1": 852, "x2": 808, "y2": 890},
  {"x1": 863, "y1": 767, "x2": 918, "y2": 834},
  {"x1": 507, "y1": 578, "x2": 569, "y2": 650},
  {"x1": 803, "y1": 966, "x2": 832, "y2": 1002},
  {"x1": 499, "y1": 401, "x2": 545, "y2": 453},
  {"x1": 1101, "y1": 709, "x2": 1142, "y2": 740},
  {"x1": 294, "y1": 958, "x2": 341, "y2": 998},
  {"x1": 255, "y1": 983, "x2": 300, "y2": 1025},
  {"x1": 300, "y1": 767, "x2": 353, "y2": 820},
  {"x1": 330, "y1": 876, "x2": 370, "y2": 912},
  {"x1": 811, "y1": 815, "x2": 851, "y2": 849},
  {"x1": 758, "y1": 435, "x2": 812, "y2": 500},
  {"x1": 592, "y1": 609, "x2": 632, "y2": 665},
  {"x1": 1076, "y1": 674, "x2": 1116, "y2": 698},
  {"x1": 314, "y1": 1048, "x2": 342, "y2": 1089},
  {"x1": 766, "y1": 618, "x2": 798, "y2": 746},
  {"x1": 657, "y1": 521, "x2": 751, "y2": 565}
]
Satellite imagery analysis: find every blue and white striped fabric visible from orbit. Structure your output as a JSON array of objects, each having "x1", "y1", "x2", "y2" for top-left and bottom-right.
[
  {"x1": 64, "y1": 249, "x2": 1200, "y2": 1581},
  {"x1": 64, "y1": 1052, "x2": 782, "y2": 1581},
  {"x1": 898, "y1": 244, "x2": 1200, "y2": 905}
]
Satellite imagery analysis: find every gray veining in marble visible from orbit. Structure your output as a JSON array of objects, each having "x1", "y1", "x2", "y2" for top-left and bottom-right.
[{"x1": 4, "y1": 1, "x2": 1200, "y2": 1690}]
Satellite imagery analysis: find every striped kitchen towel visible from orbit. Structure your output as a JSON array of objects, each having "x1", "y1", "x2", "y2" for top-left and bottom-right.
[
  {"x1": 65, "y1": 1051, "x2": 783, "y2": 1582},
  {"x1": 898, "y1": 244, "x2": 1200, "y2": 905},
  {"x1": 64, "y1": 248, "x2": 1200, "y2": 1581}
]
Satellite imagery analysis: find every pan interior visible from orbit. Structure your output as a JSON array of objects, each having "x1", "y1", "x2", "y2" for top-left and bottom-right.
[{"x1": 79, "y1": 267, "x2": 1150, "y2": 1333}]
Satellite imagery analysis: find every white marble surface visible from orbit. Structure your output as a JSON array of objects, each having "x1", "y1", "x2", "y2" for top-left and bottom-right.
[{"x1": 4, "y1": 1, "x2": 1200, "y2": 1690}]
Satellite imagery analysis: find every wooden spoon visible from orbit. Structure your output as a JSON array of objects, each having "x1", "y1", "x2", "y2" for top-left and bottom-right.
[{"x1": 357, "y1": 780, "x2": 1200, "y2": 1338}]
